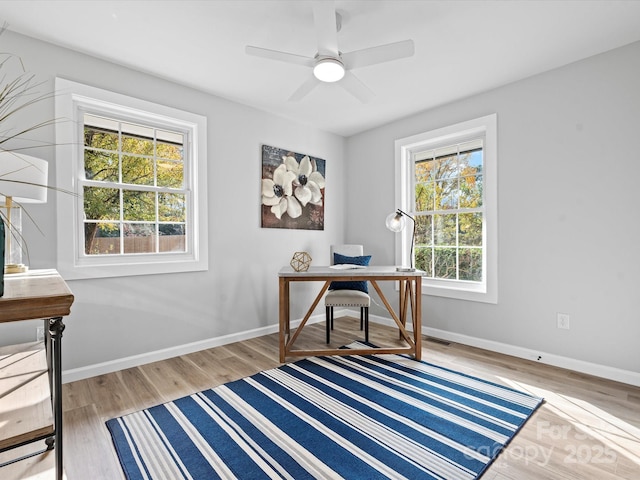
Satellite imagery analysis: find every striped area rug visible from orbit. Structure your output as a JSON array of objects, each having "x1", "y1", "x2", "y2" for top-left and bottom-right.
[{"x1": 107, "y1": 344, "x2": 542, "y2": 479}]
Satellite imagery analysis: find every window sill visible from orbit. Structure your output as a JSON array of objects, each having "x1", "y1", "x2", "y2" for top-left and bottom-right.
[
  {"x1": 57, "y1": 253, "x2": 207, "y2": 280},
  {"x1": 422, "y1": 278, "x2": 497, "y2": 304}
]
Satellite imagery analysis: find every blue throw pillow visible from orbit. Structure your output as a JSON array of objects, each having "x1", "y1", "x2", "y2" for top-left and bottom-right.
[{"x1": 329, "y1": 253, "x2": 371, "y2": 293}]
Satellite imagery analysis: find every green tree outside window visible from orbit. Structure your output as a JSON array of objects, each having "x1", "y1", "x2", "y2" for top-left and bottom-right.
[
  {"x1": 83, "y1": 114, "x2": 186, "y2": 255},
  {"x1": 413, "y1": 145, "x2": 483, "y2": 282}
]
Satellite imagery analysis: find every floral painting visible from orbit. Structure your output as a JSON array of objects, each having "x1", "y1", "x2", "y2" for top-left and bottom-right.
[{"x1": 261, "y1": 145, "x2": 325, "y2": 230}]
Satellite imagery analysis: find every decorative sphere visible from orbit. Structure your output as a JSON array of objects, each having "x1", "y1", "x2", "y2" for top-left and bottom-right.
[{"x1": 290, "y1": 251, "x2": 312, "y2": 272}]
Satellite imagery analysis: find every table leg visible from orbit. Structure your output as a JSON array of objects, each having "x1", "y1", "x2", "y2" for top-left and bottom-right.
[
  {"x1": 413, "y1": 278, "x2": 422, "y2": 360},
  {"x1": 370, "y1": 280, "x2": 413, "y2": 346},
  {"x1": 279, "y1": 278, "x2": 288, "y2": 363},
  {"x1": 48, "y1": 317, "x2": 65, "y2": 480},
  {"x1": 285, "y1": 281, "x2": 331, "y2": 354},
  {"x1": 398, "y1": 280, "x2": 406, "y2": 340}
]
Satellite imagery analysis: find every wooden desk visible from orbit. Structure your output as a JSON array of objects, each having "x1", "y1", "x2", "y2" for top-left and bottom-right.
[
  {"x1": 278, "y1": 266, "x2": 423, "y2": 362},
  {"x1": 0, "y1": 270, "x2": 74, "y2": 480}
]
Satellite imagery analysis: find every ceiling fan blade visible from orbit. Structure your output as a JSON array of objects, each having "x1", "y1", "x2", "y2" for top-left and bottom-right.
[
  {"x1": 342, "y1": 39, "x2": 415, "y2": 70},
  {"x1": 246, "y1": 45, "x2": 315, "y2": 67},
  {"x1": 312, "y1": 0, "x2": 339, "y2": 56},
  {"x1": 340, "y1": 71, "x2": 375, "y2": 103},
  {"x1": 289, "y1": 76, "x2": 320, "y2": 102}
]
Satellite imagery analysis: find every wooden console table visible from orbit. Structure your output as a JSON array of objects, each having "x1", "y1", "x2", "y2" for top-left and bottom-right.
[
  {"x1": 279, "y1": 266, "x2": 423, "y2": 362},
  {"x1": 0, "y1": 270, "x2": 74, "y2": 480}
]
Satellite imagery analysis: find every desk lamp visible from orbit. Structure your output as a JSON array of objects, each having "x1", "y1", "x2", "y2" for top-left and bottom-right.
[
  {"x1": 386, "y1": 208, "x2": 416, "y2": 271},
  {"x1": 0, "y1": 152, "x2": 48, "y2": 273}
]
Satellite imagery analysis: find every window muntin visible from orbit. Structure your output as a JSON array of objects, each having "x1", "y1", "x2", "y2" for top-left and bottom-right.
[
  {"x1": 82, "y1": 114, "x2": 188, "y2": 256},
  {"x1": 413, "y1": 140, "x2": 484, "y2": 282}
]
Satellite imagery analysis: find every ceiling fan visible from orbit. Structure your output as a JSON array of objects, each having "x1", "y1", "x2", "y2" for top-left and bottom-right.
[{"x1": 245, "y1": 1, "x2": 415, "y2": 103}]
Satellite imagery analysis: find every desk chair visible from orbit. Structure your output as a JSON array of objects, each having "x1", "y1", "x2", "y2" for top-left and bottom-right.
[{"x1": 325, "y1": 244, "x2": 371, "y2": 344}]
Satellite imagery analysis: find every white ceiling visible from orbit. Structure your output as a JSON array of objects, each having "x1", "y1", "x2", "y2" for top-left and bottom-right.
[{"x1": 2, "y1": 0, "x2": 640, "y2": 137}]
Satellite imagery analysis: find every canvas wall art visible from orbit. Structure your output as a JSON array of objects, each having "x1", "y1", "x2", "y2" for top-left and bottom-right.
[{"x1": 261, "y1": 145, "x2": 325, "y2": 230}]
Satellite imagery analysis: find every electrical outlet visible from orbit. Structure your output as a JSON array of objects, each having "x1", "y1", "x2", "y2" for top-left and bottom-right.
[
  {"x1": 36, "y1": 326, "x2": 45, "y2": 342},
  {"x1": 557, "y1": 313, "x2": 570, "y2": 330}
]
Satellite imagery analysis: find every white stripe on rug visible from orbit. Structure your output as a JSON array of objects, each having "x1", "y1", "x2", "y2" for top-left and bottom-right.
[
  {"x1": 198, "y1": 387, "x2": 339, "y2": 479},
  {"x1": 237, "y1": 377, "x2": 407, "y2": 479},
  {"x1": 335, "y1": 354, "x2": 534, "y2": 419},
  {"x1": 267, "y1": 363, "x2": 479, "y2": 479},
  {"x1": 304, "y1": 356, "x2": 510, "y2": 443}
]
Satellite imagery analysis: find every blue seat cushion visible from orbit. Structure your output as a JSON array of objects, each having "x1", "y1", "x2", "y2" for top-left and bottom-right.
[{"x1": 329, "y1": 253, "x2": 371, "y2": 293}]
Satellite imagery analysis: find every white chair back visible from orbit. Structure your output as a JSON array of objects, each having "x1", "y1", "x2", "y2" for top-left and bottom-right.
[{"x1": 329, "y1": 244, "x2": 364, "y2": 265}]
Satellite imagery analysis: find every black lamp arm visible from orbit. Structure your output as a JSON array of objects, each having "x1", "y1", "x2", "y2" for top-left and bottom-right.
[{"x1": 396, "y1": 209, "x2": 416, "y2": 270}]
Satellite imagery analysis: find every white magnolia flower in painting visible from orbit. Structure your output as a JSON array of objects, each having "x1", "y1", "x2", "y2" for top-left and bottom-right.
[
  {"x1": 283, "y1": 155, "x2": 326, "y2": 207},
  {"x1": 261, "y1": 163, "x2": 302, "y2": 219}
]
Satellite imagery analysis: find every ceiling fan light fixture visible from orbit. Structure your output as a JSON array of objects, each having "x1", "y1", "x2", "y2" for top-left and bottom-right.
[{"x1": 313, "y1": 57, "x2": 345, "y2": 83}]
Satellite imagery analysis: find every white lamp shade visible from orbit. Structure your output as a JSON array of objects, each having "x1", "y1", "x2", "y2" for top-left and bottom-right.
[
  {"x1": 313, "y1": 58, "x2": 345, "y2": 83},
  {"x1": 385, "y1": 211, "x2": 405, "y2": 233},
  {"x1": 0, "y1": 152, "x2": 48, "y2": 203}
]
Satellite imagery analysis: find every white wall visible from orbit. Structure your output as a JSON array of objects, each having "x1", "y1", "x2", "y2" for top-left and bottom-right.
[
  {"x1": 1, "y1": 31, "x2": 346, "y2": 372},
  {"x1": 346, "y1": 41, "x2": 640, "y2": 377}
]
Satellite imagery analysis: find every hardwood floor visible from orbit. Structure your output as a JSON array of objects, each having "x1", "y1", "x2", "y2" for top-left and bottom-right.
[{"x1": 2, "y1": 317, "x2": 639, "y2": 479}]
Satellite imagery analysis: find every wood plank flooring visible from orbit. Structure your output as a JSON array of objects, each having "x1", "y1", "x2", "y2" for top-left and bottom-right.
[{"x1": 1, "y1": 317, "x2": 638, "y2": 479}]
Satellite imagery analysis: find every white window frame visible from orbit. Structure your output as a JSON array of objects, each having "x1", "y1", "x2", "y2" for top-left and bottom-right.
[
  {"x1": 394, "y1": 114, "x2": 497, "y2": 303},
  {"x1": 55, "y1": 78, "x2": 208, "y2": 279}
]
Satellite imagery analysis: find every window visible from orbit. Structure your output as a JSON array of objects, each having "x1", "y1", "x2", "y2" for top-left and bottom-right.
[
  {"x1": 394, "y1": 114, "x2": 497, "y2": 303},
  {"x1": 82, "y1": 115, "x2": 187, "y2": 256},
  {"x1": 55, "y1": 78, "x2": 208, "y2": 279}
]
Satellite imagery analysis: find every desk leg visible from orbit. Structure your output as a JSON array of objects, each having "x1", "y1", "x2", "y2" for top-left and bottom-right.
[
  {"x1": 398, "y1": 280, "x2": 405, "y2": 340},
  {"x1": 279, "y1": 277, "x2": 288, "y2": 363},
  {"x1": 49, "y1": 317, "x2": 65, "y2": 480},
  {"x1": 400, "y1": 280, "x2": 414, "y2": 341},
  {"x1": 413, "y1": 278, "x2": 422, "y2": 360}
]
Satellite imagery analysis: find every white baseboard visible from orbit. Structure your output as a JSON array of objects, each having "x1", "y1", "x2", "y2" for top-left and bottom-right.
[
  {"x1": 63, "y1": 310, "x2": 640, "y2": 388},
  {"x1": 423, "y1": 325, "x2": 640, "y2": 388},
  {"x1": 61, "y1": 314, "x2": 327, "y2": 384},
  {"x1": 362, "y1": 312, "x2": 640, "y2": 387}
]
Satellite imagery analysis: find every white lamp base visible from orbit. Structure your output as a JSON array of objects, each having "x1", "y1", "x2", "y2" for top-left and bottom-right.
[
  {"x1": 395, "y1": 266, "x2": 415, "y2": 272},
  {"x1": 5, "y1": 263, "x2": 28, "y2": 274}
]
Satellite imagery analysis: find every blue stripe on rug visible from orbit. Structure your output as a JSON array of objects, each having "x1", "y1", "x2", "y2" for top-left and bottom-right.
[
  {"x1": 270, "y1": 360, "x2": 490, "y2": 471},
  {"x1": 107, "y1": 344, "x2": 543, "y2": 480}
]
